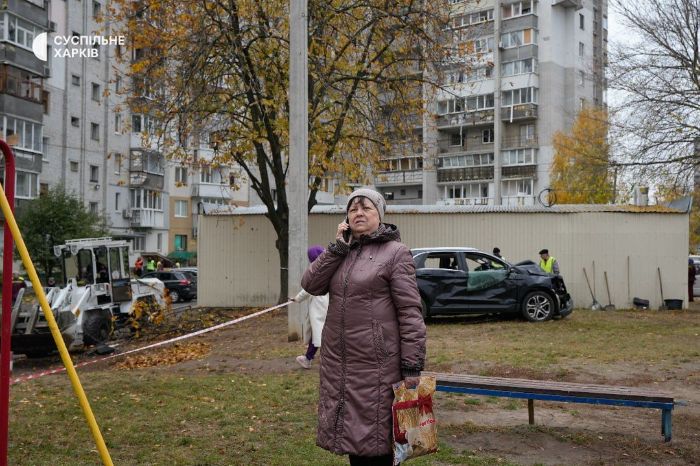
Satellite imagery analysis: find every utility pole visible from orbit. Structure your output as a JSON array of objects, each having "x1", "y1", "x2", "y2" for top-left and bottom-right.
[{"x1": 288, "y1": 0, "x2": 308, "y2": 340}]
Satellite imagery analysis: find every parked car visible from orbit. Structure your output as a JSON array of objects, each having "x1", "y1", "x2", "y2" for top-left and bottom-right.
[
  {"x1": 411, "y1": 247, "x2": 573, "y2": 322},
  {"x1": 141, "y1": 270, "x2": 197, "y2": 302},
  {"x1": 172, "y1": 267, "x2": 197, "y2": 278}
]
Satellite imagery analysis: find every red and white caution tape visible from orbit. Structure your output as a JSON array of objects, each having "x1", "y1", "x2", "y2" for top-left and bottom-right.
[{"x1": 11, "y1": 301, "x2": 292, "y2": 385}]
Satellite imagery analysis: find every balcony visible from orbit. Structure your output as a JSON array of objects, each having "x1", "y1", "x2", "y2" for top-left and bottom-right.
[
  {"x1": 501, "y1": 103, "x2": 537, "y2": 122},
  {"x1": 437, "y1": 166, "x2": 494, "y2": 182},
  {"x1": 444, "y1": 197, "x2": 494, "y2": 206},
  {"x1": 192, "y1": 183, "x2": 234, "y2": 199},
  {"x1": 551, "y1": 0, "x2": 583, "y2": 9},
  {"x1": 501, "y1": 195, "x2": 536, "y2": 206},
  {"x1": 501, "y1": 164, "x2": 537, "y2": 179},
  {"x1": 501, "y1": 135, "x2": 538, "y2": 149},
  {"x1": 130, "y1": 209, "x2": 165, "y2": 228},
  {"x1": 375, "y1": 170, "x2": 423, "y2": 186},
  {"x1": 437, "y1": 109, "x2": 495, "y2": 128}
]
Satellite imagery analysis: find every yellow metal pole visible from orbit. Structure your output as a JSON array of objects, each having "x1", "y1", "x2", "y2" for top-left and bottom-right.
[{"x1": 0, "y1": 184, "x2": 114, "y2": 465}]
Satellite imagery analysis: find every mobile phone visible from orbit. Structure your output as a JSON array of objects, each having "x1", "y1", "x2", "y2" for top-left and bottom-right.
[{"x1": 343, "y1": 216, "x2": 352, "y2": 242}]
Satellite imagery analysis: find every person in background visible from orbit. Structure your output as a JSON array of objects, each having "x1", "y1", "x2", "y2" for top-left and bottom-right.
[
  {"x1": 291, "y1": 245, "x2": 328, "y2": 369},
  {"x1": 156, "y1": 261, "x2": 164, "y2": 271},
  {"x1": 539, "y1": 249, "x2": 560, "y2": 275},
  {"x1": 146, "y1": 258, "x2": 156, "y2": 273},
  {"x1": 134, "y1": 256, "x2": 144, "y2": 277},
  {"x1": 301, "y1": 187, "x2": 426, "y2": 466},
  {"x1": 493, "y1": 247, "x2": 505, "y2": 261},
  {"x1": 688, "y1": 258, "x2": 696, "y2": 303}
]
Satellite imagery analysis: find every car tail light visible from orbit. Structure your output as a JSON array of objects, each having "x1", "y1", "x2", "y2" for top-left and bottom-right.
[{"x1": 179, "y1": 279, "x2": 190, "y2": 286}]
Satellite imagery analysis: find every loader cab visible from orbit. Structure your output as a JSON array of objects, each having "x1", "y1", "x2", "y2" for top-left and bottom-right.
[{"x1": 57, "y1": 238, "x2": 133, "y2": 303}]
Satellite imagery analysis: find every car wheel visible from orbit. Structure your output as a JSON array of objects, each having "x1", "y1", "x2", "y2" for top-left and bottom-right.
[
  {"x1": 521, "y1": 291, "x2": 554, "y2": 322},
  {"x1": 421, "y1": 298, "x2": 431, "y2": 321},
  {"x1": 169, "y1": 290, "x2": 180, "y2": 303},
  {"x1": 83, "y1": 309, "x2": 113, "y2": 345}
]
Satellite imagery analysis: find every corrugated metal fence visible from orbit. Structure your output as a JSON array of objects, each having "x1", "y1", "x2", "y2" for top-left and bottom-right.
[{"x1": 198, "y1": 205, "x2": 688, "y2": 311}]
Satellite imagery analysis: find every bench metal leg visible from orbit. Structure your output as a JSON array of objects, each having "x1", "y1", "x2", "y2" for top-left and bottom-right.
[
  {"x1": 662, "y1": 408, "x2": 672, "y2": 442},
  {"x1": 528, "y1": 399, "x2": 534, "y2": 425}
]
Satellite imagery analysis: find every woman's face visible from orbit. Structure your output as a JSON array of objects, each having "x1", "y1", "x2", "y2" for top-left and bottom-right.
[{"x1": 348, "y1": 197, "x2": 380, "y2": 238}]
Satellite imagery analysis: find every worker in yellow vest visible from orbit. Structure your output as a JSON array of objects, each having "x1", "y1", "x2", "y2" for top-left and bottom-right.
[{"x1": 539, "y1": 249, "x2": 560, "y2": 275}]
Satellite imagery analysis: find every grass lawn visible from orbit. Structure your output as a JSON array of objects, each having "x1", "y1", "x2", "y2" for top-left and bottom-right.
[{"x1": 8, "y1": 308, "x2": 700, "y2": 465}]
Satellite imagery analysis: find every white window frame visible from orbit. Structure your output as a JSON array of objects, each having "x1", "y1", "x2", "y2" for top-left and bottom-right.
[
  {"x1": 502, "y1": 1, "x2": 534, "y2": 20},
  {"x1": 15, "y1": 170, "x2": 38, "y2": 199},
  {"x1": 174, "y1": 200, "x2": 188, "y2": 218},
  {"x1": 175, "y1": 166, "x2": 188, "y2": 185},
  {"x1": 3, "y1": 13, "x2": 40, "y2": 50},
  {"x1": 2, "y1": 116, "x2": 43, "y2": 153}
]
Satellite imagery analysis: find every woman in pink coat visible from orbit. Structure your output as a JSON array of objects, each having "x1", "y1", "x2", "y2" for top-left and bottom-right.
[{"x1": 302, "y1": 187, "x2": 426, "y2": 465}]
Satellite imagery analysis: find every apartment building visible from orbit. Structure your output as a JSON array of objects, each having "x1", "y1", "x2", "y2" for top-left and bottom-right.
[
  {"x1": 167, "y1": 142, "x2": 250, "y2": 262},
  {"x1": 374, "y1": 0, "x2": 608, "y2": 206},
  {"x1": 40, "y1": 0, "x2": 250, "y2": 262},
  {"x1": 0, "y1": 0, "x2": 49, "y2": 205}
]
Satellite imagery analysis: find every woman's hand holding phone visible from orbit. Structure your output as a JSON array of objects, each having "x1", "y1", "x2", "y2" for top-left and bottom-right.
[{"x1": 336, "y1": 218, "x2": 351, "y2": 244}]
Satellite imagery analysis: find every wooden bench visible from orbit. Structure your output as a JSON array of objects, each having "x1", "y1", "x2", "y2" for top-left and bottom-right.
[{"x1": 423, "y1": 371, "x2": 676, "y2": 442}]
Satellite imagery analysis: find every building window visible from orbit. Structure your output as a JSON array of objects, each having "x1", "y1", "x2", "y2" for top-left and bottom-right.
[
  {"x1": 175, "y1": 166, "x2": 188, "y2": 185},
  {"x1": 502, "y1": 148, "x2": 536, "y2": 165},
  {"x1": 579, "y1": 13, "x2": 585, "y2": 30},
  {"x1": 579, "y1": 42, "x2": 585, "y2": 57},
  {"x1": 449, "y1": 133, "x2": 464, "y2": 147},
  {"x1": 502, "y1": 178, "x2": 534, "y2": 196},
  {"x1": 15, "y1": 171, "x2": 38, "y2": 198},
  {"x1": 114, "y1": 152, "x2": 122, "y2": 174},
  {"x1": 114, "y1": 192, "x2": 120, "y2": 211},
  {"x1": 578, "y1": 70, "x2": 585, "y2": 86},
  {"x1": 90, "y1": 122, "x2": 100, "y2": 141},
  {"x1": 91, "y1": 83, "x2": 100, "y2": 101},
  {"x1": 129, "y1": 188, "x2": 164, "y2": 210},
  {"x1": 133, "y1": 237, "x2": 145, "y2": 251},
  {"x1": 5, "y1": 14, "x2": 41, "y2": 50},
  {"x1": 501, "y1": 87, "x2": 538, "y2": 106},
  {"x1": 92, "y1": 1, "x2": 101, "y2": 19},
  {"x1": 446, "y1": 183, "x2": 489, "y2": 200},
  {"x1": 42, "y1": 90, "x2": 50, "y2": 114},
  {"x1": 502, "y1": 1, "x2": 533, "y2": 19},
  {"x1": 70, "y1": 161, "x2": 79, "y2": 172},
  {"x1": 89, "y1": 202, "x2": 99, "y2": 215},
  {"x1": 71, "y1": 74, "x2": 80, "y2": 86},
  {"x1": 437, "y1": 93, "x2": 494, "y2": 115},
  {"x1": 500, "y1": 29, "x2": 536, "y2": 49},
  {"x1": 114, "y1": 114, "x2": 121, "y2": 133},
  {"x1": 115, "y1": 75, "x2": 122, "y2": 92},
  {"x1": 90, "y1": 165, "x2": 99, "y2": 182},
  {"x1": 482, "y1": 128, "x2": 494, "y2": 143},
  {"x1": 174, "y1": 235, "x2": 187, "y2": 251},
  {"x1": 200, "y1": 166, "x2": 213, "y2": 183},
  {"x1": 175, "y1": 200, "x2": 188, "y2": 217},
  {"x1": 580, "y1": 98, "x2": 586, "y2": 109},
  {"x1": 502, "y1": 58, "x2": 536, "y2": 77},
  {"x1": 157, "y1": 233, "x2": 162, "y2": 251},
  {"x1": 520, "y1": 124, "x2": 536, "y2": 141},
  {"x1": 71, "y1": 116, "x2": 80, "y2": 127},
  {"x1": 400, "y1": 189, "x2": 406, "y2": 196},
  {"x1": 441, "y1": 152, "x2": 494, "y2": 168},
  {"x1": 2, "y1": 116, "x2": 43, "y2": 152}
]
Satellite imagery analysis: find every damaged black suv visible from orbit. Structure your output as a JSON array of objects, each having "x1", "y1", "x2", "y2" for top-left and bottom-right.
[{"x1": 411, "y1": 247, "x2": 573, "y2": 322}]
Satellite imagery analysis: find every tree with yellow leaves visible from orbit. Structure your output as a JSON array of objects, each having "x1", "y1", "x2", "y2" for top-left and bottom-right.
[
  {"x1": 108, "y1": 0, "x2": 450, "y2": 301},
  {"x1": 550, "y1": 106, "x2": 613, "y2": 204}
]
